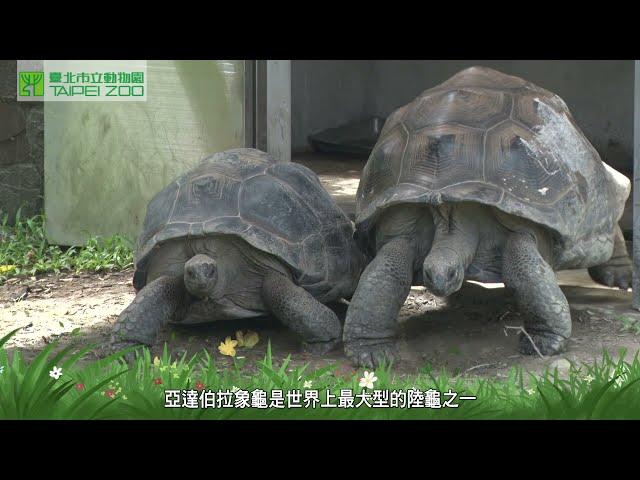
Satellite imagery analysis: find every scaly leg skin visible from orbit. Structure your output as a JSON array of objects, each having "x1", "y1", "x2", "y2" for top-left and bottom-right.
[
  {"x1": 343, "y1": 237, "x2": 415, "y2": 368},
  {"x1": 262, "y1": 272, "x2": 342, "y2": 355},
  {"x1": 110, "y1": 275, "x2": 186, "y2": 360},
  {"x1": 502, "y1": 232, "x2": 571, "y2": 356},
  {"x1": 588, "y1": 225, "x2": 632, "y2": 289}
]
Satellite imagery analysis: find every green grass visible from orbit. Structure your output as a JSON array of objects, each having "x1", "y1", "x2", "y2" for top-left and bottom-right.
[
  {"x1": 0, "y1": 208, "x2": 134, "y2": 280},
  {"x1": 1, "y1": 327, "x2": 640, "y2": 419},
  {"x1": 617, "y1": 315, "x2": 640, "y2": 336}
]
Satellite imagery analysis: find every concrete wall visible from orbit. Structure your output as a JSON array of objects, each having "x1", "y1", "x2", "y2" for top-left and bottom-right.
[
  {"x1": 0, "y1": 60, "x2": 44, "y2": 223},
  {"x1": 45, "y1": 61, "x2": 246, "y2": 245},
  {"x1": 292, "y1": 60, "x2": 634, "y2": 173}
]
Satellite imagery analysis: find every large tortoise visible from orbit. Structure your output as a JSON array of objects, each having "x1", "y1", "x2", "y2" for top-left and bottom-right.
[
  {"x1": 344, "y1": 66, "x2": 632, "y2": 368},
  {"x1": 111, "y1": 148, "x2": 365, "y2": 355}
]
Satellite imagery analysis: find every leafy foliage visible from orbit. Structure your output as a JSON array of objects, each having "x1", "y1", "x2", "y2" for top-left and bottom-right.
[
  {"x1": 2, "y1": 328, "x2": 640, "y2": 419},
  {"x1": 0, "y1": 208, "x2": 133, "y2": 281}
]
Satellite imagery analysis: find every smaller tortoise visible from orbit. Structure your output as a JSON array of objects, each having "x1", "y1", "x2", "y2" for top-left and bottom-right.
[
  {"x1": 111, "y1": 148, "x2": 365, "y2": 355},
  {"x1": 344, "y1": 66, "x2": 632, "y2": 368}
]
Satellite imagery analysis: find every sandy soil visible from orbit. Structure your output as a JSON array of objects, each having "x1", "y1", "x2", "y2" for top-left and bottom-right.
[{"x1": 2, "y1": 267, "x2": 639, "y2": 380}]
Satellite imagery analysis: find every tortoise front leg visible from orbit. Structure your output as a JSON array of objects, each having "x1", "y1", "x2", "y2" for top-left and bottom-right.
[
  {"x1": 262, "y1": 272, "x2": 342, "y2": 355},
  {"x1": 110, "y1": 275, "x2": 187, "y2": 356},
  {"x1": 588, "y1": 224, "x2": 632, "y2": 289},
  {"x1": 343, "y1": 236, "x2": 415, "y2": 368},
  {"x1": 503, "y1": 232, "x2": 571, "y2": 355}
]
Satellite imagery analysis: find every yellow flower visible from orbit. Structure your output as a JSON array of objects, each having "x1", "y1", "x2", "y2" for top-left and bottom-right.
[
  {"x1": 235, "y1": 330, "x2": 259, "y2": 349},
  {"x1": 0, "y1": 265, "x2": 16, "y2": 274},
  {"x1": 218, "y1": 337, "x2": 238, "y2": 357},
  {"x1": 153, "y1": 356, "x2": 161, "y2": 367}
]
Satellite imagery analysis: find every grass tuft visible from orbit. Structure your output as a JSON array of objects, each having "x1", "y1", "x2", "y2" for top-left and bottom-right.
[
  {"x1": 1, "y1": 327, "x2": 640, "y2": 419},
  {"x1": 0, "y1": 208, "x2": 133, "y2": 281}
]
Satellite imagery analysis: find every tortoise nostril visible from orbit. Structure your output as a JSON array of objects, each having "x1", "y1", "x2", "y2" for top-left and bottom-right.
[{"x1": 206, "y1": 264, "x2": 216, "y2": 278}]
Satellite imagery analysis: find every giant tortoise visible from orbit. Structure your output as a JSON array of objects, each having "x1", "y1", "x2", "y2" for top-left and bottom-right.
[
  {"x1": 111, "y1": 148, "x2": 365, "y2": 355},
  {"x1": 344, "y1": 66, "x2": 632, "y2": 368}
]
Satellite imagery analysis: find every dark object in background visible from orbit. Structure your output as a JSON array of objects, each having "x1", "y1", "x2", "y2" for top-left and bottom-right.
[{"x1": 308, "y1": 116, "x2": 385, "y2": 157}]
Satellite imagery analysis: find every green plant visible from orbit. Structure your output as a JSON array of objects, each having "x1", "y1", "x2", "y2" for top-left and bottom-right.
[
  {"x1": 0, "y1": 208, "x2": 133, "y2": 280},
  {"x1": 618, "y1": 315, "x2": 640, "y2": 336},
  {"x1": 2, "y1": 327, "x2": 640, "y2": 420}
]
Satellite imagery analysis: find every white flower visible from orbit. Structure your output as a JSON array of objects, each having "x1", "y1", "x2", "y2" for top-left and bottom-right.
[
  {"x1": 231, "y1": 386, "x2": 239, "y2": 393},
  {"x1": 583, "y1": 374, "x2": 595, "y2": 384},
  {"x1": 0, "y1": 366, "x2": 4, "y2": 374},
  {"x1": 526, "y1": 388, "x2": 536, "y2": 395},
  {"x1": 49, "y1": 366, "x2": 63, "y2": 380},
  {"x1": 303, "y1": 380, "x2": 312, "y2": 389},
  {"x1": 359, "y1": 371, "x2": 378, "y2": 389}
]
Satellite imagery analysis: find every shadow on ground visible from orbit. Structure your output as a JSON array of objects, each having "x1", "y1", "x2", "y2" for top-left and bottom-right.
[{"x1": 2, "y1": 267, "x2": 639, "y2": 380}]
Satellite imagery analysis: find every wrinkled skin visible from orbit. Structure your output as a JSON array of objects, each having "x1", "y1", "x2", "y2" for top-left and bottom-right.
[{"x1": 344, "y1": 202, "x2": 631, "y2": 368}]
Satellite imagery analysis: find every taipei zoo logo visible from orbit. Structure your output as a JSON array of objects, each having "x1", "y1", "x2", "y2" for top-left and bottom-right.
[
  {"x1": 18, "y1": 71, "x2": 44, "y2": 97},
  {"x1": 17, "y1": 61, "x2": 147, "y2": 102}
]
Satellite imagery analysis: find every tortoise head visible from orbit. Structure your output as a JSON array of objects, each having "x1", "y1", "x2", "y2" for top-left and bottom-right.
[
  {"x1": 184, "y1": 254, "x2": 219, "y2": 298},
  {"x1": 422, "y1": 248, "x2": 465, "y2": 297}
]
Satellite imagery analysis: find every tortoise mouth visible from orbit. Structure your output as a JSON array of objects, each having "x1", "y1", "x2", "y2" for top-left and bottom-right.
[{"x1": 422, "y1": 258, "x2": 465, "y2": 297}]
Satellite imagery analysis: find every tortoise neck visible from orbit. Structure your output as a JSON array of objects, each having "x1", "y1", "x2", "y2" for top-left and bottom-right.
[{"x1": 429, "y1": 203, "x2": 480, "y2": 270}]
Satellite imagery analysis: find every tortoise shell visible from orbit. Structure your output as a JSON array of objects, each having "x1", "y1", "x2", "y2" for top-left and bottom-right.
[
  {"x1": 135, "y1": 148, "x2": 363, "y2": 301},
  {"x1": 356, "y1": 66, "x2": 630, "y2": 268}
]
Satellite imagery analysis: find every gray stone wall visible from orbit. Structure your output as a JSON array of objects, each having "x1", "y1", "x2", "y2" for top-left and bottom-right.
[{"x1": 0, "y1": 60, "x2": 44, "y2": 224}]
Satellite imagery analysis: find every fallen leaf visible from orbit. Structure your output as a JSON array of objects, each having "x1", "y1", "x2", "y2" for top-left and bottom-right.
[
  {"x1": 236, "y1": 330, "x2": 259, "y2": 348},
  {"x1": 218, "y1": 337, "x2": 238, "y2": 357},
  {"x1": 242, "y1": 330, "x2": 259, "y2": 349}
]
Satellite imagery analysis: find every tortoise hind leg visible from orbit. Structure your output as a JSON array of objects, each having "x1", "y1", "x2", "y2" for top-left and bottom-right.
[
  {"x1": 262, "y1": 272, "x2": 341, "y2": 355},
  {"x1": 111, "y1": 275, "x2": 186, "y2": 356},
  {"x1": 588, "y1": 225, "x2": 632, "y2": 289},
  {"x1": 502, "y1": 232, "x2": 571, "y2": 356}
]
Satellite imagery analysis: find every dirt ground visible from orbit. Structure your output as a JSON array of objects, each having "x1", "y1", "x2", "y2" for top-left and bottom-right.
[
  {"x1": 2, "y1": 266, "x2": 640, "y2": 379},
  {"x1": 1, "y1": 153, "x2": 639, "y2": 379}
]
